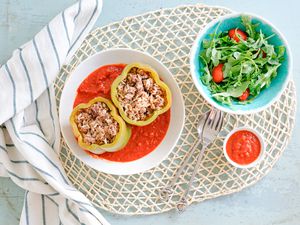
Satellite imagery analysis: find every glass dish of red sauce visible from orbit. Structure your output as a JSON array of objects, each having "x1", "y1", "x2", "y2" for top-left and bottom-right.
[
  {"x1": 73, "y1": 64, "x2": 171, "y2": 162},
  {"x1": 223, "y1": 127, "x2": 264, "y2": 168}
]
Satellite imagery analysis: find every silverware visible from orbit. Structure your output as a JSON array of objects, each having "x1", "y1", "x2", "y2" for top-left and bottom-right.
[
  {"x1": 176, "y1": 109, "x2": 224, "y2": 211},
  {"x1": 160, "y1": 111, "x2": 210, "y2": 201}
]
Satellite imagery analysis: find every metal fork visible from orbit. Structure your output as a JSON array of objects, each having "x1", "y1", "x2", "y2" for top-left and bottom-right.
[
  {"x1": 176, "y1": 109, "x2": 224, "y2": 211},
  {"x1": 160, "y1": 111, "x2": 211, "y2": 201}
]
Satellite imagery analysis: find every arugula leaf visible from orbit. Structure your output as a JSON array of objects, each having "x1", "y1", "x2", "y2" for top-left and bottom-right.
[
  {"x1": 211, "y1": 48, "x2": 221, "y2": 66},
  {"x1": 277, "y1": 46, "x2": 285, "y2": 59},
  {"x1": 241, "y1": 16, "x2": 257, "y2": 39},
  {"x1": 213, "y1": 81, "x2": 250, "y2": 98}
]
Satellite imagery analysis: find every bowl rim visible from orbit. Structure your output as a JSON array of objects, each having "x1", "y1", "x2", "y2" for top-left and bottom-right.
[
  {"x1": 59, "y1": 47, "x2": 185, "y2": 175},
  {"x1": 190, "y1": 12, "x2": 293, "y2": 115},
  {"x1": 223, "y1": 126, "x2": 265, "y2": 169}
]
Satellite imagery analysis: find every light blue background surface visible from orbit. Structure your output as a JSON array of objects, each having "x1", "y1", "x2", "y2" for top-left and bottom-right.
[{"x1": 0, "y1": 0, "x2": 299, "y2": 224}]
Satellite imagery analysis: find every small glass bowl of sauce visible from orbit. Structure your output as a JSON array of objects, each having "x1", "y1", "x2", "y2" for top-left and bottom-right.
[{"x1": 223, "y1": 127, "x2": 265, "y2": 168}]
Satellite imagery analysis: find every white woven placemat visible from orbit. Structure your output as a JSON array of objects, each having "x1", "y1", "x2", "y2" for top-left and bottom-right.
[{"x1": 55, "y1": 4, "x2": 297, "y2": 215}]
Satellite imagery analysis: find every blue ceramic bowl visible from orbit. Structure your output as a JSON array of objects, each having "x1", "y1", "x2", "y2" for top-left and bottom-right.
[{"x1": 190, "y1": 13, "x2": 292, "y2": 114}]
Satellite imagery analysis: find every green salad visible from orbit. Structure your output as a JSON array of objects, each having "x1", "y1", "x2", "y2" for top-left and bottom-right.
[{"x1": 200, "y1": 16, "x2": 285, "y2": 105}]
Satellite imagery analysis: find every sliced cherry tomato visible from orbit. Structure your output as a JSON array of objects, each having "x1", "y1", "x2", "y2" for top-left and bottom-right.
[
  {"x1": 239, "y1": 88, "x2": 250, "y2": 101},
  {"x1": 256, "y1": 49, "x2": 267, "y2": 58},
  {"x1": 228, "y1": 29, "x2": 247, "y2": 42},
  {"x1": 212, "y1": 64, "x2": 224, "y2": 83}
]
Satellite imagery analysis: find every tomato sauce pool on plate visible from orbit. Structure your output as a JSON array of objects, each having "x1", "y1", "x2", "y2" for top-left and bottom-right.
[
  {"x1": 226, "y1": 130, "x2": 261, "y2": 165},
  {"x1": 73, "y1": 64, "x2": 171, "y2": 162}
]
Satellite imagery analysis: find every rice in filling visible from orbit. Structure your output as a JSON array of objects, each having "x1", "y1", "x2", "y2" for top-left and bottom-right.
[
  {"x1": 116, "y1": 67, "x2": 165, "y2": 121},
  {"x1": 75, "y1": 102, "x2": 119, "y2": 145}
]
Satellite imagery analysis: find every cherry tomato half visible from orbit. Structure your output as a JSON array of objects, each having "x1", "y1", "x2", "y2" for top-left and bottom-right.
[
  {"x1": 212, "y1": 64, "x2": 224, "y2": 83},
  {"x1": 239, "y1": 88, "x2": 250, "y2": 101},
  {"x1": 228, "y1": 29, "x2": 247, "y2": 42}
]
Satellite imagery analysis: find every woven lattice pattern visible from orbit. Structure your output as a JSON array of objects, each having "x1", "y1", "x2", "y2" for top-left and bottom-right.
[{"x1": 54, "y1": 4, "x2": 296, "y2": 215}]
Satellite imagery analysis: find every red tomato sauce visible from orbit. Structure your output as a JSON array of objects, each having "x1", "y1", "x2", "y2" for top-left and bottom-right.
[
  {"x1": 226, "y1": 130, "x2": 261, "y2": 165},
  {"x1": 74, "y1": 64, "x2": 126, "y2": 106},
  {"x1": 73, "y1": 64, "x2": 171, "y2": 162}
]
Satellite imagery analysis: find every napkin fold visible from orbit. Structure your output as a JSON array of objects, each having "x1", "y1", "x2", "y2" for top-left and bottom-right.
[{"x1": 0, "y1": 0, "x2": 110, "y2": 224}]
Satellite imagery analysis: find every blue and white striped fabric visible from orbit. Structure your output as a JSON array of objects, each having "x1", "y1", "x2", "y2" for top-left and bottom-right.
[{"x1": 0, "y1": 0, "x2": 110, "y2": 224}]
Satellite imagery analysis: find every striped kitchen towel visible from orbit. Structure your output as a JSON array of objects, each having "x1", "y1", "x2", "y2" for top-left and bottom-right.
[{"x1": 0, "y1": 0, "x2": 110, "y2": 224}]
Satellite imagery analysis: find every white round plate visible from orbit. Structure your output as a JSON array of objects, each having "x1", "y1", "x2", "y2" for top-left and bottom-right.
[{"x1": 59, "y1": 48, "x2": 185, "y2": 175}]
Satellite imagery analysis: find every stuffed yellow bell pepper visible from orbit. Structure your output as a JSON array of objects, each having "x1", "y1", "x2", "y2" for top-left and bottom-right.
[
  {"x1": 70, "y1": 97, "x2": 131, "y2": 154},
  {"x1": 111, "y1": 63, "x2": 172, "y2": 126}
]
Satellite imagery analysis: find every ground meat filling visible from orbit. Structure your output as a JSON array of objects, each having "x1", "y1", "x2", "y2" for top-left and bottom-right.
[
  {"x1": 117, "y1": 67, "x2": 165, "y2": 121},
  {"x1": 75, "y1": 102, "x2": 119, "y2": 145}
]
